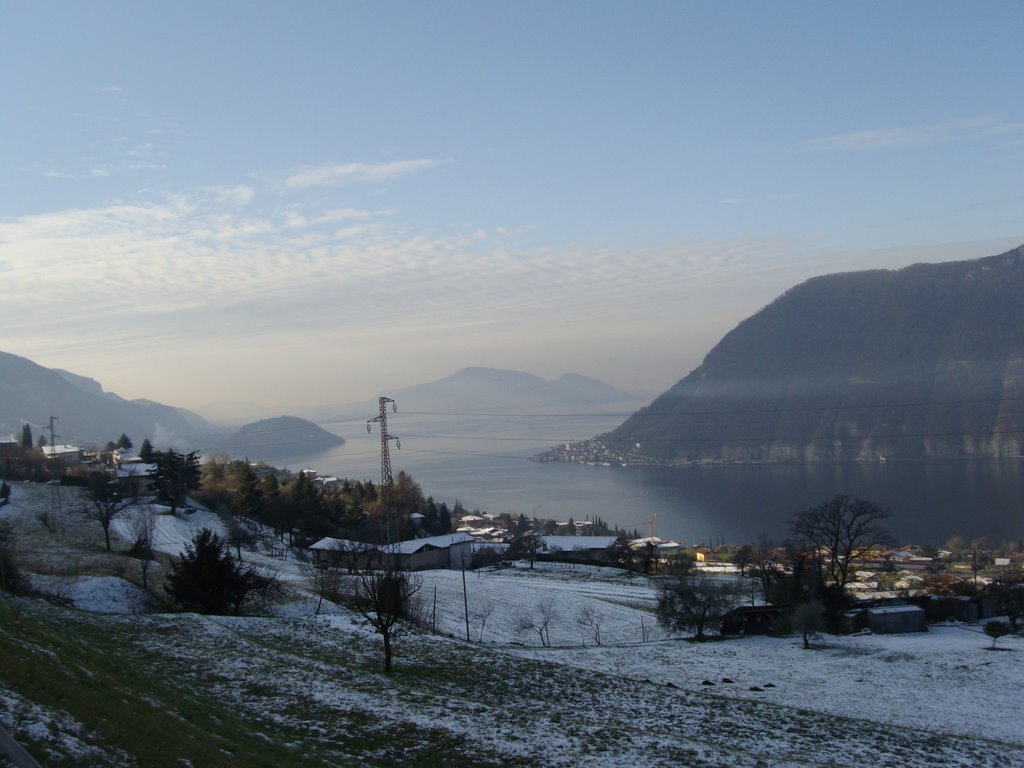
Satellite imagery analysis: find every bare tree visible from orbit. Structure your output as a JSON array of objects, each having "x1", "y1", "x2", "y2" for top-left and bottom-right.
[
  {"x1": 130, "y1": 506, "x2": 157, "y2": 590},
  {"x1": 791, "y1": 599, "x2": 826, "y2": 649},
  {"x1": 80, "y1": 471, "x2": 134, "y2": 551},
  {"x1": 469, "y1": 599, "x2": 495, "y2": 642},
  {"x1": 790, "y1": 494, "x2": 895, "y2": 593},
  {"x1": 509, "y1": 528, "x2": 544, "y2": 570},
  {"x1": 656, "y1": 573, "x2": 737, "y2": 639},
  {"x1": 747, "y1": 534, "x2": 784, "y2": 601},
  {"x1": 576, "y1": 605, "x2": 604, "y2": 646},
  {"x1": 226, "y1": 517, "x2": 257, "y2": 561},
  {"x1": 346, "y1": 568, "x2": 422, "y2": 673},
  {"x1": 515, "y1": 599, "x2": 557, "y2": 647},
  {"x1": 301, "y1": 560, "x2": 345, "y2": 616}
]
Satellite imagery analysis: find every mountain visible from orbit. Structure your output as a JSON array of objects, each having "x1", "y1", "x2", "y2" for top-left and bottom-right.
[
  {"x1": 390, "y1": 367, "x2": 642, "y2": 412},
  {"x1": 202, "y1": 415, "x2": 344, "y2": 461},
  {"x1": 606, "y1": 245, "x2": 1024, "y2": 462},
  {"x1": 0, "y1": 351, "x2": 217, "y2": 446}
]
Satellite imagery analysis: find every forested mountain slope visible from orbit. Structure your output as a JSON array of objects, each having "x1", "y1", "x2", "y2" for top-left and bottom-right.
[{"x1": 608, "y1": 245, "x2": 1024, "y2": 462}]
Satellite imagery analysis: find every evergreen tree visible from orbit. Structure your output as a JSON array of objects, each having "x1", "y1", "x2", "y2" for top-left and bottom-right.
[
  {"x1": 149, "y1": 449, "x2": 202, "y2": 515},
  {"x1": 232, "y1": 462, "x2": 264, "y2": 520},
  {"x1": 165, "y1": 528, "x2": 269, "y2": 615},
  {"x1": 261, "y1": 474, "x2": 283, "y2": 532},
  {"x1": 20, "y1": 424, "x2": 32, "y2": 449},
  {"x1": 116, "y1": 433, "x2": 133, "y2": 450},
  {"x1": 286, "y1": 471, "x2": 322, "y2": 544},
  {"x1": 138, "y1": 438, "x2": 155, "y2": 463}
]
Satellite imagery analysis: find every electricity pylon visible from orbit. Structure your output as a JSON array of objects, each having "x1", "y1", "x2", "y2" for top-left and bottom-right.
[{"x1": 367, "y1": 397, "x2": 400, "y2": 543}]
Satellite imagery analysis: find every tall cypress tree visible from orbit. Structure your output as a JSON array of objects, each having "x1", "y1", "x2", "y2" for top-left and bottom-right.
[{"x1": 21, "y1": 425, "x2": 32, "y2": 449}]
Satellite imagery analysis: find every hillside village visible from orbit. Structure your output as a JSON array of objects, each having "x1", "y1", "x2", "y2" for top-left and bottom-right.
[{"x1": 2, "y1": 434, "x2": 1024, "y2": 766}]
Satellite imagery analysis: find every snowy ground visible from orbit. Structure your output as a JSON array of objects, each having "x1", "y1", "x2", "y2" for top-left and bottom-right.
[{"x1": 2, "y1": 480, "x2": 1023, "y2": 766}]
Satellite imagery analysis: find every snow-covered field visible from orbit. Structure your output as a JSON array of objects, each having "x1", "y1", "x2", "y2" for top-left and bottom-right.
[{"x1": 2, "y1": 480, "x2": 1023, "y2": 766}]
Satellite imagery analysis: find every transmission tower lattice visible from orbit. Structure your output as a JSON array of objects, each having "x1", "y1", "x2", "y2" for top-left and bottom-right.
[{"x1": 367, "y1": 397, "x2": 400, "y2": 542}]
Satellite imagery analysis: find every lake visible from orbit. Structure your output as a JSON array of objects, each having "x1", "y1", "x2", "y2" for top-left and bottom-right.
[{"x1": 255, "y1": 410, "x2": 1024, "y2": 547}]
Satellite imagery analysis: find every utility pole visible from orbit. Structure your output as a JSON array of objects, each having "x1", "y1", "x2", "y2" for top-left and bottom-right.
[
  {"x1": 461, "y1": 548, "x2": 471, "y2": 642},
  {"x1": 47, "y1": 416, "x2": 59, "y2": 457},
  {"x1": 367, "y1": 397, "x2": 400, "y2": 544}
]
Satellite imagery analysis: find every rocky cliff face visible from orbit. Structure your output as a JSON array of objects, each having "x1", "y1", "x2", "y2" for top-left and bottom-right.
[{"x1": 608, "y1": 245, "x2": 1024, "y2": 462}]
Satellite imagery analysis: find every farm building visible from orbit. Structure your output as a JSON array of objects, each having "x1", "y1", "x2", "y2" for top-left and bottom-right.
[
  {"x1": 843, "y1": 604, "x2": 927, "y2": 634},
  {"x1": 309, "y1": 532, "x2": 477, "y2": 571},
  {"x1": 538, "y1": 535, "x2": 618, "y2": 562}
]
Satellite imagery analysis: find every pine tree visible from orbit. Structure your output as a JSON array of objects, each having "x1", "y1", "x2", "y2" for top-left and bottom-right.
[
  {"x1": 148, "y1": 449, "x2": 202, "y2": 514},
  {"x1": 165, "y1": 528, "x2": 265, "y2": 614},
  {"x1": 232, "y1": 462, "x2": 264, "y2": 520},
  {"x1": 138, "y1": 438, "x2": 155, "y2": 463},
  {"x1": 20, "y1": 425, "x2": 32, "y2": 449},
  {"x1": 262, "y1": 474, "x2": 283, "y2": 533}
]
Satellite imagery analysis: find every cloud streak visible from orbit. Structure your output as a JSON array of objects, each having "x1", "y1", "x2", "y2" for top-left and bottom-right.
[
  {"x1": 284, "y1": 158, "x2": 445, "y2": 190},
  {"x1": 0, "y1": 183, "x2": 809, "y2": 384},
  {"x1": 801, "y1": 115, "x2": 1024, "y2": 153}
]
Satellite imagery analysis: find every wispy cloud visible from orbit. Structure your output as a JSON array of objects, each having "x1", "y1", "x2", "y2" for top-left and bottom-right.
[
  {"x1": 0, "y1": 183, "x2": 808, "y2": 360},
  {"x1": 801, "y1": 115, "x2": 1024, "y2": 153},
  {"x1": 284, "y1": 158, "x2": 444, "y2": 190},
  {"x1": 97, "y1": 85, "x2": 123, "y2": 95},
  {"x1": 283, "y1": 207, "x2": 392, "y2": 228}
]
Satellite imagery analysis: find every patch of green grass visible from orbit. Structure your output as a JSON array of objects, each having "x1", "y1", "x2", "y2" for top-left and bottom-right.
[{"x1": 0, "y1": 596, "x2": 335, "y2": 767}]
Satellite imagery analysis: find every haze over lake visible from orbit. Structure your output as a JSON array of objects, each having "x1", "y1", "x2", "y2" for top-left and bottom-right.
[{"x1": 257, "y1": 411, "x2": 1024, "y2": 547}]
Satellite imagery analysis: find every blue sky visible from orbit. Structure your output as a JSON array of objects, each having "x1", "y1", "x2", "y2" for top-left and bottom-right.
[{"x1": 2, "y1": 2, "x2": 1022, "y2": 415}]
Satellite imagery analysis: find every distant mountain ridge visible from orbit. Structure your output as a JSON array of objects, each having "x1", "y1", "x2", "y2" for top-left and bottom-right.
[
  {"x1": 390, "y1": 367, "x2": 641, "y2": 412},
  {"x1": 0, "y1": 352, "x2": 339, "y2": 464},
  {"x1": 0, "y1": 351, "x2": 217, "y2": 446},
  {"x1": 606, "y1": 244, "x2": 1024, "y2": 462}
]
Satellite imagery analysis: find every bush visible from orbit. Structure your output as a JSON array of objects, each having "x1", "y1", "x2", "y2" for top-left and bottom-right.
[
  {"x1": 984, "y1": 620, "x2": 1012, "y2": 649},
  {"x1": 165, "y1": 528, "x2": 278, "y2": 615},
  {"x1": 0, "y1": 521, "x2": 26, "y2": 593}
]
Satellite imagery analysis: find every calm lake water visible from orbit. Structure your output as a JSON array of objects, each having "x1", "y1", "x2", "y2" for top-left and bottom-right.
[{"x1": 257, "y1": 411, "x2": 1024, "y2": 547}]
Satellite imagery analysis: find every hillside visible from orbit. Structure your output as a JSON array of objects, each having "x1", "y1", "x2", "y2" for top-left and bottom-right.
[
  {"x1": 1, "y1": 481, "x2": 1022, "y2": 766},
  {"x1": 0, "y1": 351, "x2": 216, "y2": 446},
  {"x1": 201, "y1": 415, "x2": 344, "y2": 459},
  {"x1": 607, "y1": 245, "x2": 1024, "y2": 462}
]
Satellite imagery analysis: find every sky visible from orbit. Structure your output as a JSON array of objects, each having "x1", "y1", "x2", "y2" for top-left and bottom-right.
[{"x1": 2, "y1": 1, "x2": 1023, "y2": 417}]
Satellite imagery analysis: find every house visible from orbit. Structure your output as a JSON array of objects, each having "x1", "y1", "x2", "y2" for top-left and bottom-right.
[
  {"x1": 842, "y1": 604, "x2": 927, "y2": 634},
  {"x1": 309, "y1": 538, "x2": 382, "y2": 571},
  {"x1": 920, "y1": 594, "x2": 993, "y2": 624},
  {"x1": 388, "y1": 532, "x2": 477, "y2": 571},
  {"x1": 115, "y1": 461, "x2": 157, "y2": 498},
  {"x1": 0, "y1": 435, "x2": 19, "y2": 456},
  {"x1": 538, "y1": 535, "x2": 618, "y2": 562},
  {"x1": 43, "y1": 444, "x2": 82, "y2": 467},
  {"x1": 722, "y1": 605, "x2": 789, "y2": 636},
  {"x1": 309, "y1": 532, "x2": 477, "y2": 572}
]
